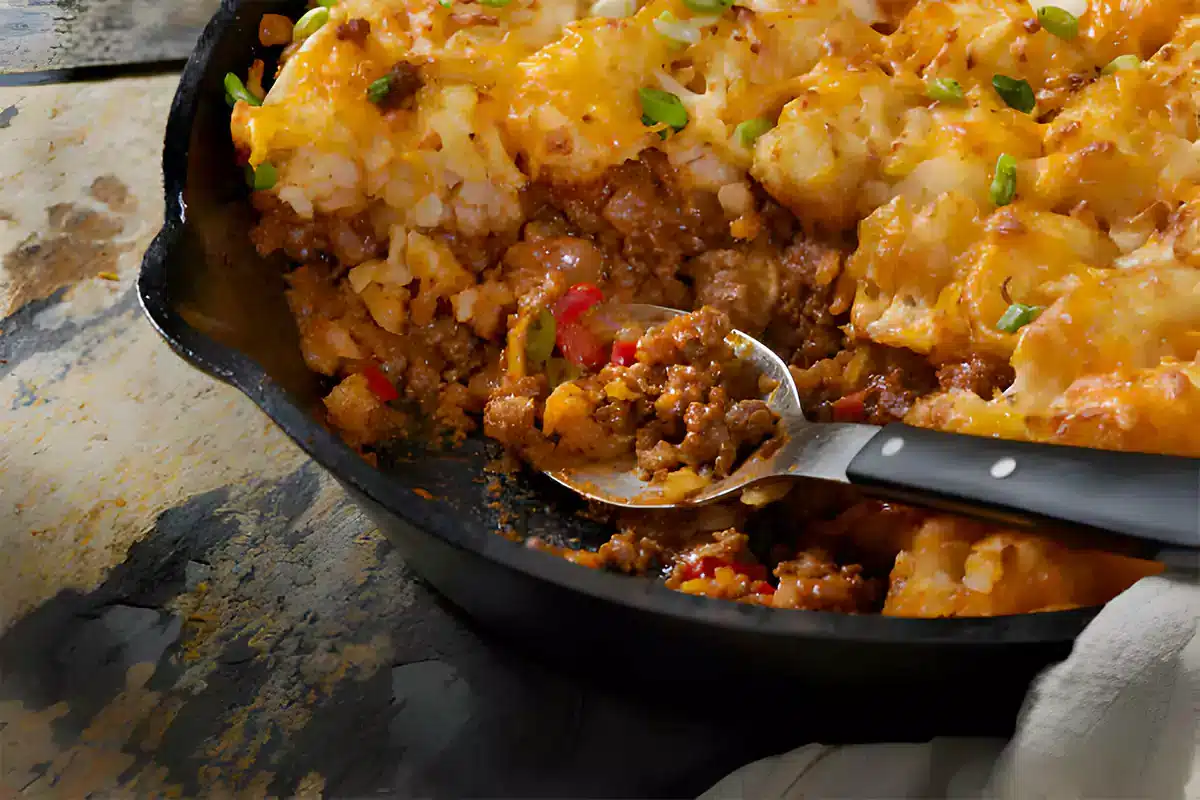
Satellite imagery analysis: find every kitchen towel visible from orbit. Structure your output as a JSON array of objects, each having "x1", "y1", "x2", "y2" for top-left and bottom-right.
[{"x1": 700, "y1": 572, "x2": 1199, "y2": 799}]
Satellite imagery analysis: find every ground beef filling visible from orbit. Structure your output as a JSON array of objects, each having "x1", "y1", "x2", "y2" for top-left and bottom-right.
[
  {"x1": 254, "y1": 155, "x2": 949, "y2": 613},
  {"x1": 544, "y1": 307, "x2": 780, "y2": 486}
]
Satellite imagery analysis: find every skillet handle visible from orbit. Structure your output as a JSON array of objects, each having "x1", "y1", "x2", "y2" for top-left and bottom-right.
[{"x1": 845, "y1": 423, "x2": 1200, "y2": 550}]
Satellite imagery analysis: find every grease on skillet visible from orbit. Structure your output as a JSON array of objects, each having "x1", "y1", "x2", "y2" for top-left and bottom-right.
[{"x1": 225, "y1": 0, "x2": 1188, "y2": 616}]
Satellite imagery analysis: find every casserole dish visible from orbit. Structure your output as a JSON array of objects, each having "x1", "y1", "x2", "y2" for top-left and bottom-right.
[{"x1": 140, "y1": 0, "x2": 1111, "y2": 737}]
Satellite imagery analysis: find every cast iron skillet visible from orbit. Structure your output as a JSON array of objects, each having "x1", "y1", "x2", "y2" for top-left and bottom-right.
[{"x1": 140, "y1": 0, "x2": 1105, "y2": 735}]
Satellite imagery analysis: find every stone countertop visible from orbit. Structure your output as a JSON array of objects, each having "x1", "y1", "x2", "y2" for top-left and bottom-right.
[
  {"x1": 0, "y1": 72, "x2": 791, "y2": 799},
  {"x1": 0, "y1": 0, "x2": 221, "y2": 73}
]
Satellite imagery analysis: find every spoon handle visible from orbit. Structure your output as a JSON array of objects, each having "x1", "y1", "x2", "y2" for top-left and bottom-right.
[{"x1": 844, "y1": 423, "x2": 1200, "y2": 550}]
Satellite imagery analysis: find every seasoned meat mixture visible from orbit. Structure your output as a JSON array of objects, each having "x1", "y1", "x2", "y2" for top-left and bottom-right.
[{"x1": 489, "y1": 305, "x2": 779, "y2": 496}]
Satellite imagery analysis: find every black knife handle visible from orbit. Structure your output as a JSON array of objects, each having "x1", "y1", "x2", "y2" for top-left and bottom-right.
[{"x1": 845, "y1": 423, "x2": 1200, "y2": 550}]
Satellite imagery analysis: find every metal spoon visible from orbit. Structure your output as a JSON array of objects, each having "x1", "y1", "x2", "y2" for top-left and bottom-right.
[{"x1": 547, "y1": 305, "x2": 1200, "y2": 551}]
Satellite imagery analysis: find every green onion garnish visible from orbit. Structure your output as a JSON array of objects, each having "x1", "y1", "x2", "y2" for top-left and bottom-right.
[
  {"x1": 367, "y1": 76, "x2": 393, "y2": 104},
  {"x1": 996, "y1": 302, "x2": 1043, "y2": 333},
  {"x1": 480, "y1": 0, "x2": 512, "y2": 6},
  {"x1": 734, "y1": 118, "x2": 773, "y2": 148},
  {"x1": 683, "y1": 0, "x2": 734, "y2": 10},
  {"x1": 926, "y1": 77, "x2": 965, "y2": 103},
  {"x1": 318, "y1": 0, "x2": 339, "y2": 6},
  {"x1": 992, "y1": 74, "x2": 1035, "y2": 113},
  {"x1": 245, "y1": 162, "x2": 279, "y2": 191},
  {"x1": 438, "y1": 0, "x2": 451, "y2": 5},
  {"x1": 525, "y1": 310, "x2": 557, "y2": 366},
  {"x1": 223, "y1": 72, "x2": 262, "y2": 107},
  {"x1": 1036, "y1": 6, "x2": 1078, "y2": 40},
  {"x1": 589, "y1": 0, "x2": 636, "y2": 16},
  {"x1": 990, "y1": 153, "x2": 1017, "y2": 206},
  {"x1": 639, "y1": 87, "x2": 689, "y2": 135},
  {"x1": 293, "y1": 6, "x2": 329, "y2": 42},
  {"x1": 1102, "y1": 54, "x2": 1142, "y2": 74},
  {"x1": 225, "y1": 92, "x2": 236, "y2": 109}
]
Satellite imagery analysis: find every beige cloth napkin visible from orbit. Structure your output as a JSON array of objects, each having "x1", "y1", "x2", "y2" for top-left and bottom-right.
[{"x1": 700, "y1": 573, "x2": 1199, "y2": 800}]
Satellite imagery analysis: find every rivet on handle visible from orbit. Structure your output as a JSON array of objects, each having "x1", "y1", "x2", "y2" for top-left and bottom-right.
[{"x1": 990, "y1": 457, "x2": 1017, "y2": 479}]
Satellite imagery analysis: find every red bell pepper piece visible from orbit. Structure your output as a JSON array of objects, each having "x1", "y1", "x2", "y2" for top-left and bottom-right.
[
  {"x1": 832, "y1": 389, "x2": 868, "y2": 423},
  {"x1": 553, "y1": 283, "x2": 604, "y2": 326},
  {"x1": 610, "y1": 339, "x2": 638, "y2": 366},
  {"x1": 557, "y1": 323, "x2": 607, "y2": 370},
  {"x1": 362, "y1": 365, "x2": 399, "y2": 403},
  {"x1": 738, "y1": 562, "x2": 768, "y2": 582}
]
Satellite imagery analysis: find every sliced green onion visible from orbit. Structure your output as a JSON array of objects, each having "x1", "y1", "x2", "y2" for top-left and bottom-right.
[
  {"x1": 437, "y1": 0, "x2": 451, "y2": 6},
  {"x1": 734, "y1": 118, "x2": 773, "y2": 148},
  {"x1": 589, "y1": 0, "x2": 635, "y2": 17},
  {"x1": 367, "y1": 76, "x2": 393, "y2": 104},
  {"x1": 683, "y1": 0, "x2": 734, "y2": 11},
  {"x1": 1102, "y1": 54, "x2": 1142, "y2": 74},
  {"x1": 992, "y1": 74, "x2": 1035, "y2": 113},
  {"x1": 996, "y1": 302, "x2": 1043, "y2": 333},
  {"x1": 225, "y1": 92, "x2": 236, "y2": 109},
  {"x1": 525, "y1": 310, "x2": 557, "y2": 366},
  {"x1": 223, "y1": 72, "x2": 262, "y2": 107},
  {"x1": 480, "y1": 0, "x2": 512, "y2": 6},
  {"x1": 245, "y1": 162, "x2": 279, "y2": 191},
  {"x1": 292, "y1": 6, "x2": 329, "y2": 42},
  {"x1": 639, "y1": 87, "x2": 689, "y2": 134},
  {"x1": 654, "y1": 11, "x2": 702, "y2": 46},
  {"x1": 990, "y1": 153, "x2": 1017, "y2": 206},
  {"x1": 318, "y1": 0, "x2": 339, "y2": 6},
  {"x1": 1036, "y1": 6, "x2": 1078, "y2": 40},
  {"x1": 926, "y1": 77, "x2": 965, "y2": 103}
]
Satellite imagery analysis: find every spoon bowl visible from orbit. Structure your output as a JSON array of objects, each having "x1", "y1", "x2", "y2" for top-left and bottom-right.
[{"x1": 547, "y1": 304, "x2": 884, "y2": 508}]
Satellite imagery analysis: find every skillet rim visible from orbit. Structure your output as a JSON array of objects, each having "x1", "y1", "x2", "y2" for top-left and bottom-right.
[{"x1": 137, "y1": 0, "x2": 1100, "y2": 648}]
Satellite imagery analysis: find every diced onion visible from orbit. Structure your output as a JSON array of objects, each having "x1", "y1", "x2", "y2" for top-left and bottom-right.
[
  {"x1": 412, "y1": 193, "x2": 444, "y2": 227},
  {"x1": 718, "y1": 182, "x2": 754, "y2": 215},
  {"x1": 653, "y1": 12, "x2": 702, "y2": 45},
  {"x1": 348, "y1": 261, "x2": 380, "y2": 294},
  {"x1": 653, "y1": 69, "x2": 703, "y2": 104}
]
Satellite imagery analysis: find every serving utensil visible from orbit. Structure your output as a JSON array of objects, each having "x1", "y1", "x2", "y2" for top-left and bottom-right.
[{"x1": 547, "y1": 305, "x2": 1200, "y2": 551}]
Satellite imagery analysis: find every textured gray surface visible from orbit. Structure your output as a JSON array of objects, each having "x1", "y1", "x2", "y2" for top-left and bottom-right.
[{"x1": 0, "y1": 0, "x2": 219, "y2": 73}]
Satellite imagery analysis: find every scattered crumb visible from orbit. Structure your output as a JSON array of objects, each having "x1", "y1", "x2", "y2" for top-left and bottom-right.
[
  {"x1": 97, "y1": 271, "x2": 119, "y2": 281},
  {"x1": 412, "y1": 487, "x2": 435, "y2": 500}
]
